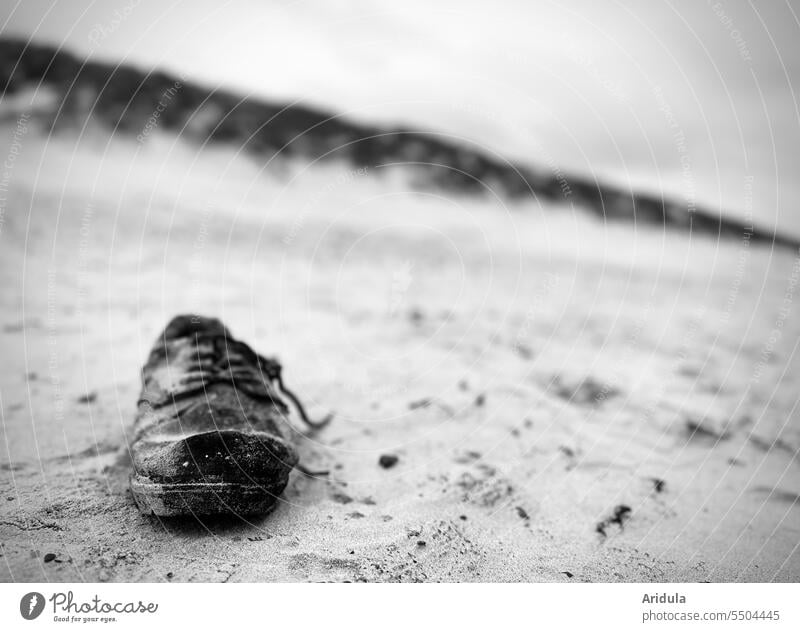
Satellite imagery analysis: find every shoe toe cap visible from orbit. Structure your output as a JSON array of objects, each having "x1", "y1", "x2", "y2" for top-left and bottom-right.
[{"x1": 132, "y1": 429, "x2": 298, "y2": 486}]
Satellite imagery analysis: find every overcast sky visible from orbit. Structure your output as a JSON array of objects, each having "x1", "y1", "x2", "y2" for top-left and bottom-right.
[{"x1": 3, "y1": 0, "x2": 800, "y2": 236}]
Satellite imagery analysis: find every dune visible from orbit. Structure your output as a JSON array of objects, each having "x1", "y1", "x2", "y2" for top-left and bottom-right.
[{"x1": 2, "y1": 39, "x2": 796, "y2": 249}]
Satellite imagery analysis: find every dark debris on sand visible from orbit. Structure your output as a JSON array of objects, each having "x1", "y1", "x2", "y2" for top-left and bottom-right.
[
  {"x1": 596, "y1": 504, "x2": 632, "y2": 537},
  {"x1": 686, "y1": 418, "x2": 730, "y2": 442}
]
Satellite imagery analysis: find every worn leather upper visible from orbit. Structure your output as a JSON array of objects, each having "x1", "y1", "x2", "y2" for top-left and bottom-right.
[{"x1": 131, "y1": 315, "x2": 298, "y2": 486}]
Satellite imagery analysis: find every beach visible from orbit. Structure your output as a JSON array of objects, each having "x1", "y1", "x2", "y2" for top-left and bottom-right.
[{"x1": 1, "y1": 127, "x2": 799, "y2": 582}]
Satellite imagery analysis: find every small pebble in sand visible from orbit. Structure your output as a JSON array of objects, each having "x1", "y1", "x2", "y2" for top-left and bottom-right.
[
  {"x1": 166, "y1": 572, "x2": 174, "y2": 579},
  {"x1": 474, "y1": 394, "x2": 486, "y2": 407},
  {"x1": 77, "y1": 392, "x2": 97, "y2": 404},
  {"x1": 408, "y1": 308, "x2": 424, "y2": 325},
  {"x1": 453, "y1": 451, "x2": 481, "y2": 464},
  {"x1": 43, "y1": 553, "x2": 56, "y2": 563},
  {"x1": 562, "y1": 571, "x2": 574, "y2": 578},
  {"x1": 514, "y1": 343, "x2": 534, "y2": 359},
  {"x1": 379, "y1": 454, "x2": 399, "y2": 469},
  {"x1": 459, "y1": 515, "x2": 468, "y2": 521},
  {"x1": 417, "y1": 540, "x2": 426, "y2": 547}
]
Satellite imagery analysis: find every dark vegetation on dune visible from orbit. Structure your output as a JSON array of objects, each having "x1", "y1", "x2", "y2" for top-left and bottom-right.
[{"x1": 1, "y1": 38, "x2": 795, "y2": 248}]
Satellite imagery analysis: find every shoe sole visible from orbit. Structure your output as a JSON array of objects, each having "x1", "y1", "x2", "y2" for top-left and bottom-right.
[{"x1": 130, "y1": 475, "x2": 282, "y2": 517}]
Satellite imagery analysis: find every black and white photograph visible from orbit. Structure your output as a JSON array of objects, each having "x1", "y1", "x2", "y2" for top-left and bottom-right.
[{"x1": 0, "y1": 0, "x2": 799, "y2": 624}]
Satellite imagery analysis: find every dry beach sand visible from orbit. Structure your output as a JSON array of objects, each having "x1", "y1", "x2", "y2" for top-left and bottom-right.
[{"x1": 1, "y1": 120, "x2": 799, "y2": 582}]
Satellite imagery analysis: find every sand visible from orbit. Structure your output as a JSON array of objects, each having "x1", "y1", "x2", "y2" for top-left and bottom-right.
[{"x1": 1, "y1": 127, "x2": 798, "y2": 582}]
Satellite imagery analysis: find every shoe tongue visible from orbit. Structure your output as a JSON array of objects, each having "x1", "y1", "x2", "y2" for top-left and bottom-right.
[{"x1": 162, "y1": 315, "x2": 231, "y2": 341}]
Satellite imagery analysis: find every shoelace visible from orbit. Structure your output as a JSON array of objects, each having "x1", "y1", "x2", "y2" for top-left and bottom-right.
[{"x1": 139, "y1": 332, "x2": 332, "y2": 431}]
